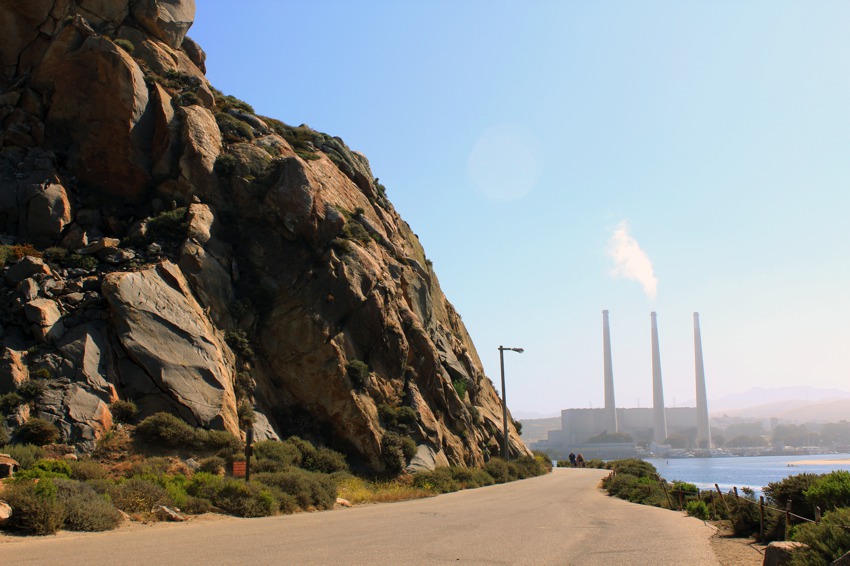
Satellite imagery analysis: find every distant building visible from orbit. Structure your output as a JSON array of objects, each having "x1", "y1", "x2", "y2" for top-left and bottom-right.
[{"x1": 529, "y1": 311, "x2": 712, "y2": 460}]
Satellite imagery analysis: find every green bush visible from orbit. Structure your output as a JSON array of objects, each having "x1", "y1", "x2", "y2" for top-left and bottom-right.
[
  {"x1": 765, "y1": 473, "x2": 821, "y2": 520},
  {"x1": 452, "y1": 379, "x2": 467, "y2": 398},
  {"x1": 0, "y1": 392, "x2": 25, "y2": 413},
  {"x1": 215, "y1": 112, "x2": 254, "y2": 142},
  {"x1": 1, "y1": 478, "x2": 65, "y2": 535},
  {"x1": 686, "y1": 499, "x2": 710, "y2": 520},
  {"x1": 124, "y1": 456, "x2": 173, "y2": 478},
  {"x1": 68, "y1": 459, "x2": 108, "y2": 481},
  {"x1": 378, "y1": 404, "x2": 417, "y2": 435},
  {"x1": 254, "y1": 469, "x2": 337, "y2": 510},
  {"x1": 485, "y1": 458, "x2": 510, "y2": 484},
  {"x1": 304, "y1": 446, "x2": 349, "y2": 474},
  {"x1": 214, "y1": 153, "x2": 238, "y2": 177},
  {"x1": 413, "y1": 467, "x2": 460, "y2": 493},
  {"x1": 113, "y1": 39, "x2": 135, "y2": 54},
  {"x1": 62, "y1": 253, "x2": 98, "y2": 271},
  {"x1": 804, "y1": 470, "x2": 850, "y2": 512},
  {"x1": 201, "y1": 429, "x2": 242, "y2": 452},
  {"x1": 252, "y1": 439, "x2": 300, "y2": 466},
  {"x1": 225, "y1": 330, "x2": 255, "y2": 360},
  {"x1": 342, "y1": 220, "x2": 371, "y2": 244},
  {"x1": 790, "y1": 507, "x2": 850, "y2": 565},
  {"x1": 135, "y1": 412, "x2": 198, "y2": 447},
  {"x1": 182, "y1": 496, "x2": 213, "y2": 515},
  {"x1": 0, "y1": 423, "x2": 7, "y2": 444},
  {"x1": 346, "y1": 360, "x2": 370, "y2": 389},
  {"x1": 187, "y1": 473, "x2": 278, "y2": 517},
  {"x1": 110, "y1": 399, "x2": 139, "y2": 423},
  {"x1": 108, "y1": 478, "x2": 172, "y2": 514},
  {"x1": 146, "y1": 208, "x2": 189, "y2": 243},
  {"x1": 381, "y1": 432, "x2": 413, "y2": 475},
  {"x1": 17, "y1": 379, "x2": 46, "y2": 400},
  {"x1": 237, "y1": 400, "x2": 255, "y2": 427},
  {"x1": 15, "y1": 458, "x2": 73, "y2": 480},
  {"x1": 54, "y1": 479, "x2": 122, "y2": 532},
  {"x1": 0, "y1": 443, "x2": 43, "y2": 468},
  {"x1": 198, "y1": 456, "x2": 226, "y2": 475},
  {"x1": 17, "y1": 418, "x2": 60, "y2": 446},
  {"x1": 728, "y1": 488, "x2": 762, "y2": 537}
]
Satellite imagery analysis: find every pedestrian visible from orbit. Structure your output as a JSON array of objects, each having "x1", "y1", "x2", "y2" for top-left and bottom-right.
[
  {"x1": 576, "y1": 453, "x2": 585, "y2": 468},
  {"x1": 568, "y1": 452, "x2": 576, "y2": 468}
]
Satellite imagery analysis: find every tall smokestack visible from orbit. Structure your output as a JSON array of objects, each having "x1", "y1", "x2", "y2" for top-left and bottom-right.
[
  {"x1": 650, "y1": 312, "x2": 667, "y2": 444},
  {"x1": 602, "y1": 310, "x2": 618, "y2": 433},
  {"x1": 693, "y1": 312, "x2": 711, "y2": 449}
]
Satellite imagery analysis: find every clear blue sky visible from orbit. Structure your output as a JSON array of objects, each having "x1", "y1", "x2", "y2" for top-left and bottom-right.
[{"x1": 192, "y1": 1, "x2": 850, "y2": 417}]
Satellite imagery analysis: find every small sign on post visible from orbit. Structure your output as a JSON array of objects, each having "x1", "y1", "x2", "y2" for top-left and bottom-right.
[{"x1": 232, "y1": 460, "x2": 247, "y2": 478}]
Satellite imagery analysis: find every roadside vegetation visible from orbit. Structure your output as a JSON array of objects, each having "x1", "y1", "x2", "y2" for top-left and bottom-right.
[
  {"x1": 0, "y1": 412, "x2": 552, "y2": 536},
  {"x1": 593, "y1": 458, "x2": 850, "y2": 565}
]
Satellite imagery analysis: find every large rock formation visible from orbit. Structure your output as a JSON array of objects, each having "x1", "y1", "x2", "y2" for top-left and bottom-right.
[{"x1": 0, "y1": 0, "x2": 530, "y2": 469}]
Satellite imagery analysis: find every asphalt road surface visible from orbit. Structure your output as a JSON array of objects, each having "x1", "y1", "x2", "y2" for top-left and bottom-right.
[{"x1": 0, "y1": 468, "x2": 720, "y2": 565}]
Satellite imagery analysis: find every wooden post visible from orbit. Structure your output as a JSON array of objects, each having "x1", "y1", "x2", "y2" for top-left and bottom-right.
[
  {"x1": 785, "y1": 500, "x2": 792, "y2": 540},
  {"x1": 733, "y1": 486, "x2": 739, "y2": 501},
  {"x1": 715, "y1": 484, "x2": 730, "y2": 513},
  {"x1": 244, "y1": 425, "x2": 254, "y2": 483},
  {"x1": 815, "y1": 506, "x2": 822, "y2": 523},
  {"x1": 661, "y1": 481, "x2": 674, "y2": 510},
  {"x1": 759, "y1": 496, "x2": 765, "y2": 541},
  {"x1": 710, "y1": 491, "x2": 717, "y2": 520}
]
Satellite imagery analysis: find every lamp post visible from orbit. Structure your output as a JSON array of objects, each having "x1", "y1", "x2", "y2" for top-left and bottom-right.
[{"x1": 498, "y1": 345, "x2": 524, "y2": 460}]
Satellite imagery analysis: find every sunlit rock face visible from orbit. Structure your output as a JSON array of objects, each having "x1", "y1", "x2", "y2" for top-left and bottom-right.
[{"x1": 0, "y1": 0, "x2": 529, "y2": 471}]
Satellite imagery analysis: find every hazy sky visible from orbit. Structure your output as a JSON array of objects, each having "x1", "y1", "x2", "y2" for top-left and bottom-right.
[{"x1": 191, "y1": 1, "x2": 850, "y2": 417}]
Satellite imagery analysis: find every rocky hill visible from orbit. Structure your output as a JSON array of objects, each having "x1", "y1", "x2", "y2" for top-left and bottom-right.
[{"x1": 0, "y1": 0, "x2": 529, "y2": 472}]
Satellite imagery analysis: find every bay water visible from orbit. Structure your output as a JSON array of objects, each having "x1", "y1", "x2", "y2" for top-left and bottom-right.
[{"x1": 645, "y1": 454, "x2": 850, "y2": 496}]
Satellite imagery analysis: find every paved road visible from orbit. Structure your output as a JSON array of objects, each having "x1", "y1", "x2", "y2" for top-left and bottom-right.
[{"x1": 0, "y1": 469, "x2": 719, "y2": 565}]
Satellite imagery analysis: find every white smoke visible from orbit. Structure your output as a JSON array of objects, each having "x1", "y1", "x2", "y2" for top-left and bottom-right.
[{"x1": 606, "y1": 221, "x2": 658, "y2": 300}]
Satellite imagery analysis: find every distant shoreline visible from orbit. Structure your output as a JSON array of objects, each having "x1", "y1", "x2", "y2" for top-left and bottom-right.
[{"x1": 790, "y1": 458, "x2": 850, "y2": 466}]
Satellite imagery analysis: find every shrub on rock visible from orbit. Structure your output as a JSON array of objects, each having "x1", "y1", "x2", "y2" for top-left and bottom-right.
[{"x1": 17, "y1": 418, "x2": 60, "y2": 446}]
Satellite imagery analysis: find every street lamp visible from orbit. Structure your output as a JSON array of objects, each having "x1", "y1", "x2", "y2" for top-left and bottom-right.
[{"x1": 498, "y1": 345, "x2": 524, "y2": 460}]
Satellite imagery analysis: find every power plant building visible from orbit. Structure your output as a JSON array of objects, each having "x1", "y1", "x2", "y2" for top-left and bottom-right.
[{"x1": 531, "y1": 311, "x2": 712, "y2": 459}]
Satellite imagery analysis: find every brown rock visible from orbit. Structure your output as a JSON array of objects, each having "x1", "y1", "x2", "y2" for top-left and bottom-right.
[
  {"x1": 181, "y1": 35, "x2": 206, "y2": 74},
  {"x1": 23, "y1": 182, "x2": 72, "y2": 245},
  {"x1": 0, "y1": 0, "x2": 54, "y2": 74},
  {"x1": 0, "y1": 349, "x2": 28, "y2": 394},
  {"x1": 24, "y1": 297, "x2": 64, "y2": 343},
  {"x1": 40, "y1": 33, "x2": 152, "y2": 197},
  {"x1": 175, "y1": 105, "x2": 221, "y2": 201},
  {"x1": 5, "y1": 256, "x2": 52, "y2": 284},
  {"x1": 0, "y1": 501, "x2": 11, "y2": 524},
  {"x1": 763, "y1": 541, "x2": 807, "y2": 566},
  {"x1": 102, "y1": 261, "x2": 239, "y2": 434},
  {"x1": 132, "y1": 0, "x2": 196, "y2": 49}
]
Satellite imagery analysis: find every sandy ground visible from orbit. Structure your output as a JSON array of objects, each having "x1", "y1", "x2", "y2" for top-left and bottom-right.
[{"x1": 708, "y1": 521, "x2": 767, "y2": 566}]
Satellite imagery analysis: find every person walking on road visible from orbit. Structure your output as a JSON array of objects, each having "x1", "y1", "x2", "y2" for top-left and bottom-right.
[
  {"x1": 568, "y1": 452, "x2": 577, "y2": 467},
  {"x1": 576, "y1": 453, "x2": 585, "y2": 468}
]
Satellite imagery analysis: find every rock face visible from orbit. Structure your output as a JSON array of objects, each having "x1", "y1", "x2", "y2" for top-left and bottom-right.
[{"x1": 0, "y1": 0, "x2": 530, "y2": 471}]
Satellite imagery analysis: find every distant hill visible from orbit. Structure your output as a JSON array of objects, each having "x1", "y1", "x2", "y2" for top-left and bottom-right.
[
  {"x1": 709, "y1": 386, "x2": 850, "y2": 414},
  {"x1": 712, "y1": 398, "x2": 850, "y2": 423}
]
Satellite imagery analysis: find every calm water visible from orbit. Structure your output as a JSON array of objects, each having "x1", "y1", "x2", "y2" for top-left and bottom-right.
[{"x1": 645, "y1": 454, "x2": 850, "y2": 495}]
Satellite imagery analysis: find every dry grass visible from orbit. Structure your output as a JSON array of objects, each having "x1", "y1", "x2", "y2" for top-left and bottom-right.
[{"x1": 336, "y1": 476, "x2": 432, "y2": 504}]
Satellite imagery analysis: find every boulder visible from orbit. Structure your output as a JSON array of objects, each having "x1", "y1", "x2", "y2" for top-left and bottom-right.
[
  {"x1": 4, "y1": 256, "x2": 52, "y2": 284},
  {"x1": 153, "y1": 504, "x2": 187, "y2": 522},
  {"x1": 57, "y1": 323, "x2": 118, "y2": 399},
  {"x1": 76, "y1": 0, "x2": 130, "y2": 31},
  {"x1": 0, "y1": 348, "x2": 28, "y2": 394},
  {"x1": 176, "y1": 105, "x2": 221, "y2": 201},
  {"x1": 0, "y1": 0, "x2": 54, "y2": 74},
  {"x1": 132, "y1": 0, "x2": 196, "y2": 49},
  {"x1": 181, "y1": 35, "x2": 206, "y2": 74},
  {"x1": 763, "y1": 541, "x2": 807, "y2": 566},
  {"x1": 0, "y1": 501, "x2": 11, "y2": 525},
  {"x1": 23, "y1": 182, "x2": 72, "y2": 245},
  {"x1": 40, "y1": 33, "x2": 152, "y2": 197},
  {"x1": 102, "y1": 261, "x2": 239, "y2": 434},
  {"x1": 24, "y1": 297, "x2": 64, "y2": 343}
]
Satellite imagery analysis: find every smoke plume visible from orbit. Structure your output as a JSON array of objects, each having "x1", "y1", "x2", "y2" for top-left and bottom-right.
[{"x1": 606, "y1": 221, "x2": 658, "y2": 300}]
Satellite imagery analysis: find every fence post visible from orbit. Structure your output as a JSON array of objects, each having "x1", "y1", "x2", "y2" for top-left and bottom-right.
[
  {"x1": 785, "y1": 501, "x2": 791, "y2": 541},
  {"x1": 815, "y1": 506, "x2": 821, "y2": 523},
  {"x1": 715, "y1": 484, "x2": 730, "y2": 513},
  {"x1": 661, "y1": 481, "x2": 674, "y2": 510},
  {"x1": 759, "y1": 496, "x2": 765, "y2": 541},
  {"x1": 733, "y1": 486, "x2": 739, "y2": 501}
]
